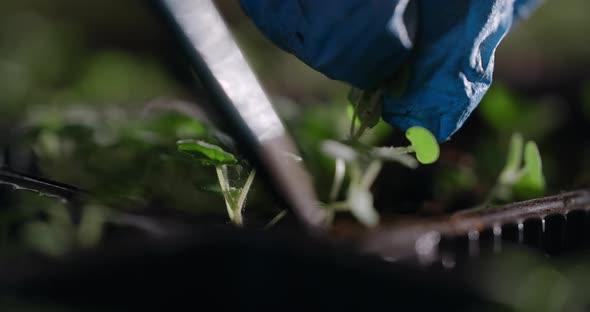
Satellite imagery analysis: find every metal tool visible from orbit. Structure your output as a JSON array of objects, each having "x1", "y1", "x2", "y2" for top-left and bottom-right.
[
  {"x1": 0, "y1": 167, "x2": 83, "y2": 201},
  {"x1": 152, "y1": 0, "x2": 327, "y2": 231}
]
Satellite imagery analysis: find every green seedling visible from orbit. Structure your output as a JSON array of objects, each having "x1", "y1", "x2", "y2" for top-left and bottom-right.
[
  {"x1": 404, "y1": 126, "x2": 440, "y2": 165},
  {"x1": 499, "y1": 132, "x2": 524, "y2": 186},
  {"x1": 347, "y1": 88, "x2": 440, "y2": 164},
  {"x1": 321, "y1": 122, "x2": 440, "y2": 227},
  {"x1": 482, "y1": 132, "x2": 546, "y2": 207},
  {"x1": 513, "y1": 141, "x2": 546, "y2": 198},
  {"x1": 177, "y1": 139, "x2": 255, "y2": 226}
]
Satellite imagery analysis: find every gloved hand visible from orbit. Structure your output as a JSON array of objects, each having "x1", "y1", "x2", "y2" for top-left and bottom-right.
[{"x1": 240, "y1": 0, "x2": 542, "y2": 142}]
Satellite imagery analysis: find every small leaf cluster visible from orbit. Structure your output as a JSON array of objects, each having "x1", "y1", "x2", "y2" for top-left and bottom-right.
[
  {"x1": 494, "y1": 133, "x2": 546, "y2": 201},
  {"x1": 176, "y1": 138, "x2": 254, "y2": 226},
  {"x1": 320, "y1": 88, "x2": 441, "y2": 227}
]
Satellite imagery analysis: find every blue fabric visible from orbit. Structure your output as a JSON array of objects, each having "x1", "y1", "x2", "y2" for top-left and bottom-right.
[{"x1": 240, "y1": 0, "x2": 541, "y2": 142}]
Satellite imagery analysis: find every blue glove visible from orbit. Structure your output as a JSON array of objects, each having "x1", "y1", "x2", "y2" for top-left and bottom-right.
[{"x1": 240, "y1": 0, "x2": 541, "y2": 142}]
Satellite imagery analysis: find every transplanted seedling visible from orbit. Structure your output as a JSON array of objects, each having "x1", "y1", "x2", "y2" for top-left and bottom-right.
[
  {"x1": 321, "y1": 122, "x2": 440, "y2": 227},
  {"x1": 498, "y1": 132, "x2": 525, "y2": 186},
  {"x1": 177, "y1": 139, "x2": 255, "y2": 226},
  {"x1": 513, "y1": 140, "x2": 546, "y2": 198},
  {"x1": 483, "y1": 132, "x2": 546, "y2": 205}
]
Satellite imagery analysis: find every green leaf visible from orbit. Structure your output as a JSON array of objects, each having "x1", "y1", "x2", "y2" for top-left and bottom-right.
[
  {"x1": 405, "y1": 126, "x2": 440, "y2": 165},
  {"x1": 524, "y1": 142, "x2": 545, "y2": 186},
  {"x1": 513, "y1": 141, "x2": 545, "y2": 199},
  {"x1": 347, "y1": 104, "x2": 361, "y2": 128},
  {"x1": 348, "y1": 88, "x2": 383, "y2": 128},
  {"x1": 347, "y1": 88, "x2": 390, "y2": 144},
  {"x1": 514, "y1": 141, "x2": 546, "y2": 197},
  {"x1": 499, "y1": 133, "x2": 524, "y2": 185},
  {"x1": 361, "y1": 118, "x2": 393, "y2": 145},
  {"x1": 177, "y1": 139, "x2": 238, "y2": 166}
]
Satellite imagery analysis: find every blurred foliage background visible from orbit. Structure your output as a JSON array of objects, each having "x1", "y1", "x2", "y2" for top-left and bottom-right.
[
  {"x1": 0, "y1": 0, "x2": 589, "y2": 278},
  {"x1": 0, "y1": 0, "x2": 589, "y2": 310},
  {"x1": 0, "y1": 0, "x2": 589, "y2": 238}
]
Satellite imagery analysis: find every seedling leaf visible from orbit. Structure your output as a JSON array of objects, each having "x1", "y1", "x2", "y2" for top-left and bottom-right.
[
  {"x1": 524, "y1": 141, "x2": 545, "y2": 187},
  {"x1": 177, "y1": 139, "x2": 237, "y2": 166},
  {"x1": 517, "y1": 141, "x2": 545, "y2": 189},
  {"x1": 351, "y1": 89, "x2": 383, "y2": 128},
  {"x1": 499, "y1": 133, "x2": 524, "y2": 185},
  {"x1": 347, "y1": 104, "x2": 361, "y2": 128},
  {"x1": 405, "y1": 126, "x2": 440, "y2": 164},
  {"x1": 513, "y1": 141, "x2": 545, "y2": 198}
]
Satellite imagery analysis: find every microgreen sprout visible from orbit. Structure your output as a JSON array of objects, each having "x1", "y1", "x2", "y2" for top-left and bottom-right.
[
  {"x1": 320, "y1": 94, "x2": 441, "y2": 227},
  {"x1": 480, "y1": 132, "x2": 546, "y2": 207},
  {"x1": 177, "y1": 139, "x2": 255, "y2": 226},
  {"x1": 513, "y1": 140, "x2": 546, "y2": 198},
  {"x1": 404, "y1": 126, "x2": 440, "y2": 165}
]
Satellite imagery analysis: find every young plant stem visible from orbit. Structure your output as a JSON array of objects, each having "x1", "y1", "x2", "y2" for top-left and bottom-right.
[
  {"x1": 360, "y1": 161, "x2": 383, "y2": 189},
  {"x1": 348, "y1": 97, "x2": 368, "y2": 141},
  {"x1": 215, "y1": 165, "x2": 242, "y2": 226},
  {"x1": 232, "y1": 206, "x2": 243, "y2": 226},
  {"x1": 469, "y1": 190, "x2": 497, "y2": 212},
  {"x1": 263, "y1": 210, "x2": 288, "y2": 230},
  {"x1": 349, "y1": 162, "x2": 362, "y2": 185},
  {"x1": 325, "y1": 201, "x2": 352, "y2": 211},
  {"x1": 329, "y1": 158, "x2": 346, "y2": 202},
  {"x1": 324, "y1": 156, "x2": 383, "y2": 227},
  {"x1": 349, "y1": 101, "x2": 359, "y2": 139},
  {"x1": 472, "y1": 168, "x2": 529, "y2": 211},
  {"x1": 394, "y1": 146, "x2": 414, "y2": 154},
  {"x1": 236, "y1": 169, "x2": 256, "y2": 213},
  {"x1": 351, "y1": 124, "x2": 368, "y2": 141}
]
